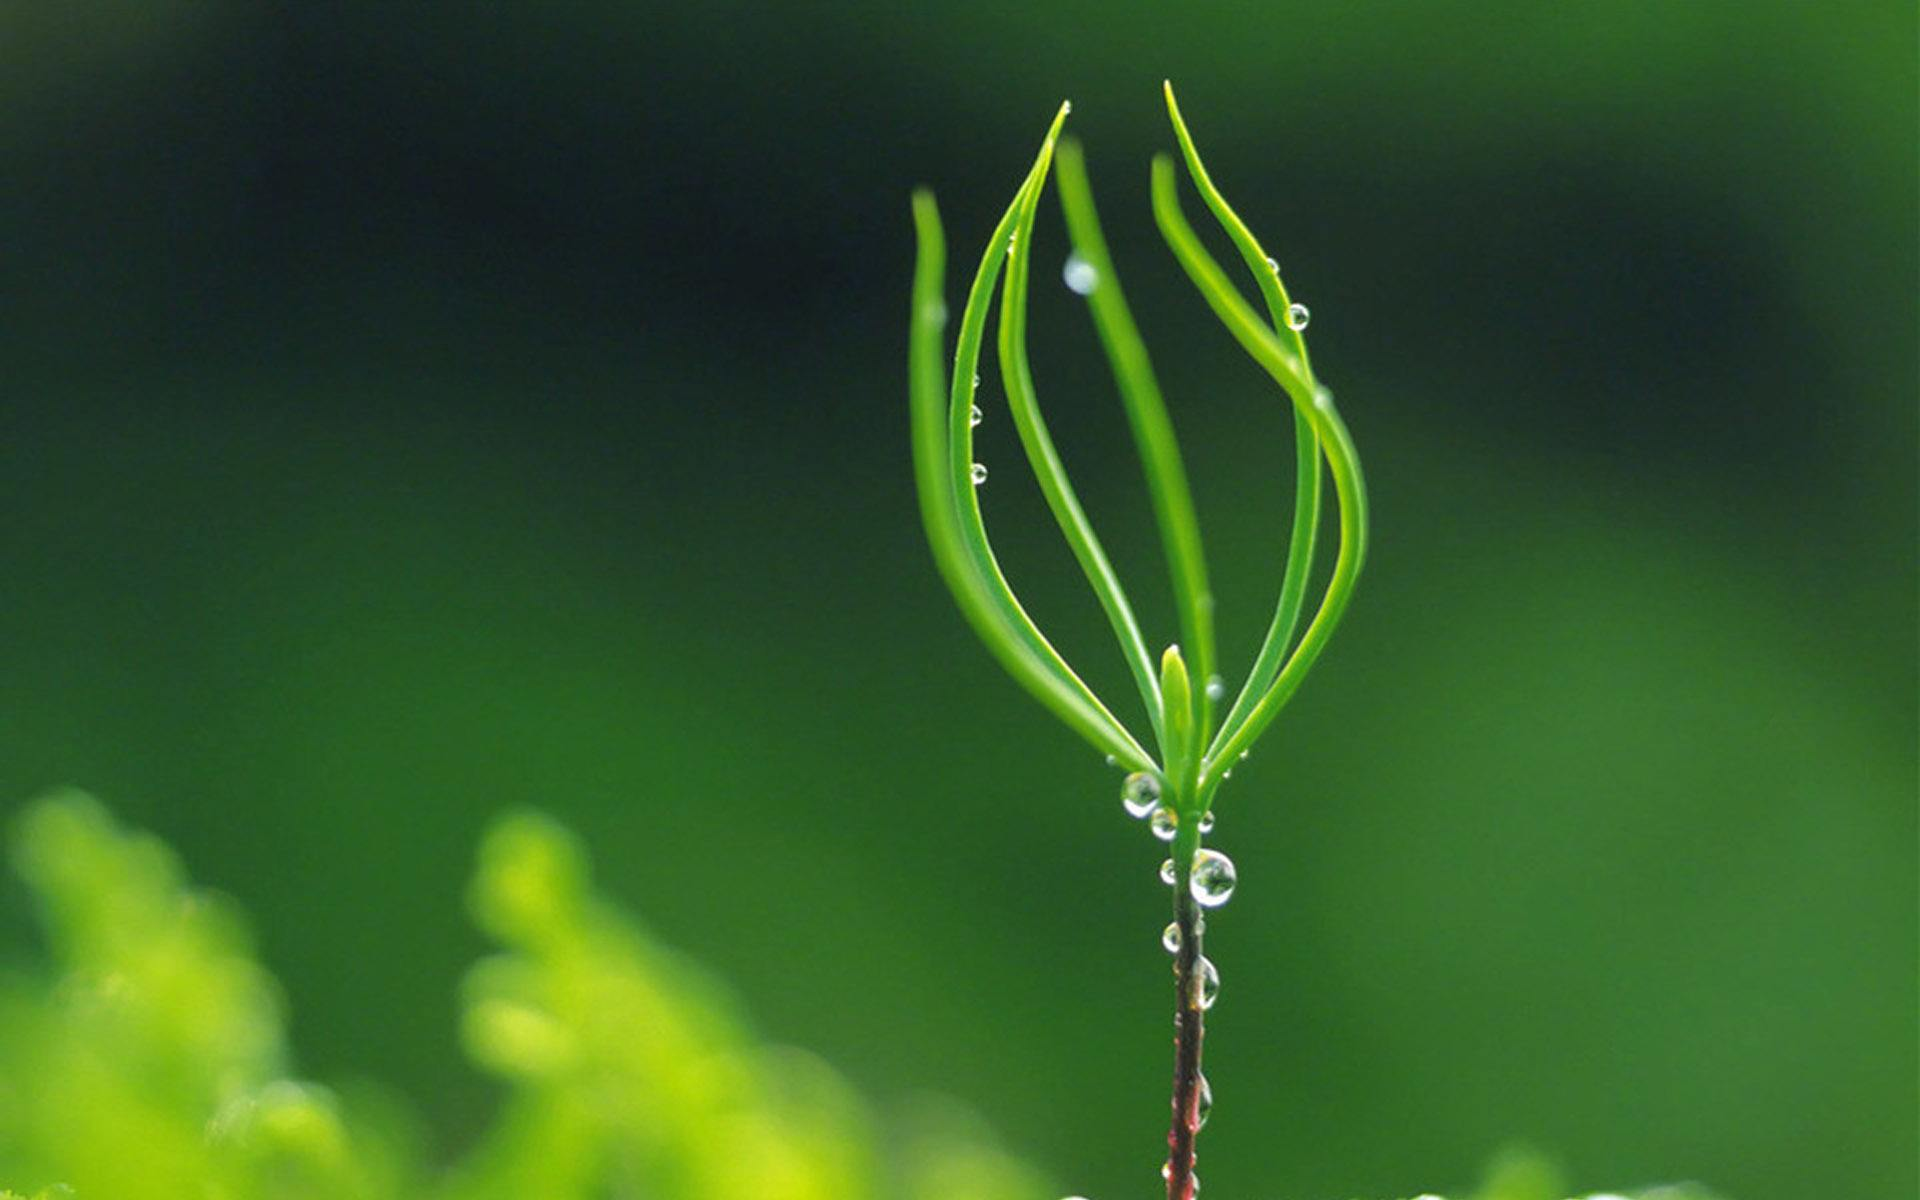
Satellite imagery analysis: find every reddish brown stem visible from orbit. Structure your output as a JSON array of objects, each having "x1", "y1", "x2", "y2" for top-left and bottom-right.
[{"x1": 1165, "y1": 832, "x2": 1205, "y2": 1200}]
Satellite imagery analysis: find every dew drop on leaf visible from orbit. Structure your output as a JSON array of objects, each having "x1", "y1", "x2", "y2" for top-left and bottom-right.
[
  {"x1": 1149, "y1": 806, "x2": 1179, "y2": 842},
  {"x1": 970, "y1": 462, "x2": 988, "y2": 486},
  {"x1": 1159, "y1": 858, "x2": 1177, "y2": 886},
  {"x1": 1204, "y1": 674, "x2": 1225, "y2": 702},
  {"x1": 1062, "y1": 252, "x2": 1099, "y2": 295},
  {"x1": 1286, "y1": 302, "x2": 1310, "y2": 331},
  {"x1": 970, "y1": 404, "x2": 983, "y2": 428},
  {"x1": 1121, "y1": 772, "x2": 1161, "y2": 819},
  {"x1": 1162, "y1": 922, "x2": 1182, "y2": 955},
  {"x1": 1190, "y1": 849, "x2": 1236, "y2": 907},
  {"x1": 1198, "y1": 810, "x2": 1215, "y2": 835}
]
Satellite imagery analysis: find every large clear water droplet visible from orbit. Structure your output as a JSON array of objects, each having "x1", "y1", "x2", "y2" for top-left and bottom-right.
[
  {"x1": 1162, "y1": 922, "x2": 1182, "y2": 954},
  {"x1": 969, "y1": 404, "x2": 983, "y2": 428},
  {"x1": 1121, "y1": 772, "x2": 1161, "y2": 819},
  {"x1": 1062, "y1": 253, "x2": 1099, "y2": 295},
  {"x1": 970, "y1": 462, "x2": 989, "y2": 486},
  {"x1": 1159, "y1": 858, "x2": 1176, "y2": 886},
  {"x1": 1149, "y1": 806, "x2": 1179, "y2": 842},
  {"x1": 1190, "y1": 850, "x2": 1236, "y2": 908},
  {"x1": 1196, "y1": 1073, "x2": 1213, "y2": 1128},
  {"x1": 1192, "y1": 955, "x2": 1220, "y2": 1010},
  {"x1": 1286, "y1": 302, "x2": 1310, "y2": 331}
]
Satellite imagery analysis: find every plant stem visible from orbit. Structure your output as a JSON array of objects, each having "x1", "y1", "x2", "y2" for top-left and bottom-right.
[{"x1": 1165, "y1": 816, "x2": 1205, "y2": 1200}]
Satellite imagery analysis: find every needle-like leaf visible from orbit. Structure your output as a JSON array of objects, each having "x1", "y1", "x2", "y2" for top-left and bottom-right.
[
  {"x1": 1148, "y1": 147, "x2": 1370, "y2": 792},
  {"x1": 1053, "y1": 138, "x2": 1218, "y2": 772},
  {"x1": 911, "y1": 134, "x2": 1153, "y2": 772},
  {"x1": 997, "y1": 109, "x2": 1165, "y2": 746},
  {"x1": 1160, "y1": 83, "x2": 1327, "y2": 767}
]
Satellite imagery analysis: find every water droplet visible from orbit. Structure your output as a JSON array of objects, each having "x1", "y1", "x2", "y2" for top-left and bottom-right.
[
  {"x1": 1190, "y1": 849, "x2": 1236, "y2": 907},
  {"x1": 1159, "y1": 858, "x2": 1177, "y2": 886},
  {"x1": 1204, "y1": 674, "x2": 1225, "y2": 702},
  {"x1": 970, "y1": 462, "x2": 988, "y2": 486},
  {"x1": 1198, "y1": 810, "x2": 1215, "y2": 834},
  {"x1": 1192, "y1": 955, "x2": 1219, "y2": 1009},
  {"x1": 1062, "y1": 100, "x2": 1073, "y2": 114},
  {"x1": 1286, "y1": 302, "x2": 1310, "y2": 331},
  {"x1": 1121, "y1": 772, "x2": 1162, "y2": 819},
  {"x1": 1196, "y1": 1074, "x2": 1213, "y2": 1128},
  {"x1": 1222, "y1": 768, "x2": 1233, "y2": 780},
  {"x1": 924, "y1": 299, "x2": 948, "y2": 325},
  {"x1": 1237, "y1": 749, "x2": 1250, "y2": 762},
  {"x1": 969, "y1": 404, "x2": 983, "y2": 428},
  {"x1": 971, "y1": 373, "x2": 981, "y2": 389},
  {"x1": 1104, "y1": 753, "x2": 1118, "y2": 767},
  {"x1": 1313, "y1": 384, "x2": 1334, "y2": 410},
  {"x1": 1161, "y1": 1162, "x2": 1172, "y2": 1182},
  {"x1": 1265, "y1": 255, "x2": 1279, "y2": 274},
  {"x1": 1062, "y1": 252, "x2": 1099, "y2": 295},
  {"x1": 1149, "y1": 806, "x2": 1179, "y2": 842},
  {"x1": 1162, "y1": 922, "x2": 1182, "y2": 954}
]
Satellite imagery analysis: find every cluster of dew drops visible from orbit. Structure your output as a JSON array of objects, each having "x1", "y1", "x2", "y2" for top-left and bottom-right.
[{"x1": 968, "y1": 255, "x2": 1310, "y2": 492}]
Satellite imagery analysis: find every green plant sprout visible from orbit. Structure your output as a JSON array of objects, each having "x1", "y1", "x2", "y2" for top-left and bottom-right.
[{"x1": 909, "y1": 82, "x2": 1369, "y2": 1200}]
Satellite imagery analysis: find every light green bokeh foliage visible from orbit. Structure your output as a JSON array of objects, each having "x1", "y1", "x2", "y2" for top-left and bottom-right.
[
  {"x1": 0, "y1": 793, "x2": 1045, "y2": 1200},
  {"x1": 0, "y1": 794, "x2": 1727, "y2": 1200}
]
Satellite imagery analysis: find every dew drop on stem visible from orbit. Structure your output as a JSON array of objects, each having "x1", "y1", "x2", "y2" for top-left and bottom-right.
[
  {"x1": 1286, "y1": 302, "x2": 1311, "y2": 331},
  {"x1": 1121, "y1": 772, "x2": 1161, "y2": 819},
  {"x1": 969, "y1": 404, "x2": 983, "y2": 428},
  {"x1": 1190, "y1": 849, "x2": 1236, "y2": 907},
  {"x1": 1162, "y1": 921, "x2": 1182, "y2": 955},
  {"x1": 970, "y1": 462, "x2": 988, "y2": 486},
  {"x1": 1149, "y1": 806, "x2": 1178, "y2": 842},
  {"x1": 1159, "y1": 858, "x2": 1176, "y2": 886},
  {"x1": 1192, "y1": 955, "x2": 1220, "y2": 1010}
]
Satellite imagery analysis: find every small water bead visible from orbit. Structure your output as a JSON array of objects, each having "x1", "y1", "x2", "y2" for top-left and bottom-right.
[
  {"x1": 1192, "y1": 955, "x2": 1220, "y2": 1010},
  {"x1": 970, "y1": 462, "x2": 989, "y2": 486},
  {"x1": 972, "y1": 372, "x2": 981, "y2": 389},
  {"x1": 1313, "y1": 384, "x2": 1334, "y2": 411},
  {"x1": 1204, "y1": 674, "x2": 1225, "y2": 702},
  {"x1": 1196, "y1": 1073, "x2": 1213, "y2": 1128},
  {"x1": 1161, "y1": 922, "x2": 1182, "y2": 954},
  {"x1": 1149, "y1": 806, "x2": 1179, "y2": 842},
  {"x1": 1159, "y1": 858, "x2": 1176, "y2": 886},
  {"x1": 1265, "y1": 255, "x2": 1279, "y2": 274},
  {"x1": 969, "y1": 404, "x2": 983, "y2": 428},
  {"x1": 1286, "y1": 302, "x2": 1311, "y2": 331},
  {"x1": 1104, "y1": 753, "x2": 1118, "y2": 767},
  {"x1": 1189, "y1": 849, "x2": 1237, "y2": 907},
  {"x1": 1062, "y1": 253, "x2": 1099, "y2": 295},
  {"x1": 1197, "y1": 810, "x2": 1215, "y2": 835},
  {"x1": 1120, "y1": 772, "x2": 1162, "y2": 819}
]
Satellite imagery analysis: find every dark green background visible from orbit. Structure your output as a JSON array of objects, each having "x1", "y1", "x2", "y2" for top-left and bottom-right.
[{"x1": 2, "y1": 4, "x2": 1913, "y2": 1198}]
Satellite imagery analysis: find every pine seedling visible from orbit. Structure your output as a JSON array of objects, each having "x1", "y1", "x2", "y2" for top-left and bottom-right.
[{"x1": 908, "y1": 83, "x2": 1370, "y2": 1199}]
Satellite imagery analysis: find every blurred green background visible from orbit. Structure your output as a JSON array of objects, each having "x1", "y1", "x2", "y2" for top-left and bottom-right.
[{"x1": 1, "y1": 3, "x2": 1913, "y2": 1198}]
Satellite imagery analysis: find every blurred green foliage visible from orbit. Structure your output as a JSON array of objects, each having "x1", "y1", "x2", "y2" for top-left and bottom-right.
[{"x1": 0, "y1": 794, "x2": 1049, "y2": 1200}]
